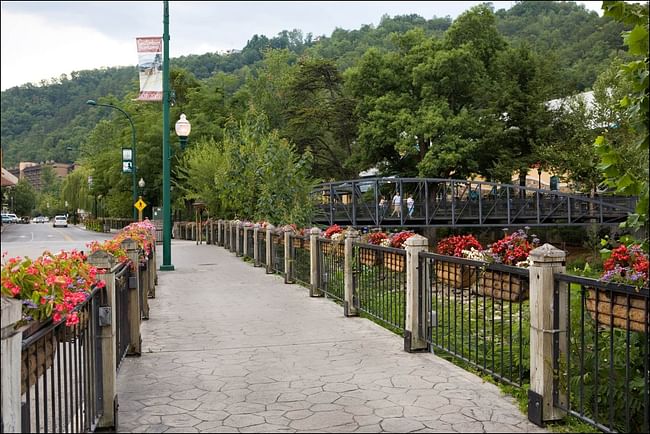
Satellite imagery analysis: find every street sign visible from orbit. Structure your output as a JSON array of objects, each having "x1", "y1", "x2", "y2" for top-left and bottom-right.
[{"x1": 134, "y1": 198, "x2": 147, "y2": 211}]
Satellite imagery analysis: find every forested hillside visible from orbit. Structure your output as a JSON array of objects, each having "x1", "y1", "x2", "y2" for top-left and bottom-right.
[{"x1": 0, "y1": 1, "x2": 628, "y2": 168}]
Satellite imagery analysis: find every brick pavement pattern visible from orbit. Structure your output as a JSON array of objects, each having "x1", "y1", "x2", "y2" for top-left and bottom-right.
[{"x1": 117, "y1": 241, "x2": 547, "y2": 433}]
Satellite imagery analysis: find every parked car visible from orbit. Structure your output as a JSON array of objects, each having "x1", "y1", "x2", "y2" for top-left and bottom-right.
[
  {"x1": 1, "y1": 214, "x2": 12, "y2": 224},
  {"x1": 19, "y1": 216, "x2": 30, "y2": 224},
  {"x1": 52, "y1": 215, "x2": 68, "y2": 228},
  {"x1": 32, "y1": 216, "x2": 47, "y2": 223}
]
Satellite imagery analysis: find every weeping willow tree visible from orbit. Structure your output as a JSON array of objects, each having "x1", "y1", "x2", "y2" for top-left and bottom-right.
[{"x1": 61, "y1": 166, "x2": 93, "y2": 217}]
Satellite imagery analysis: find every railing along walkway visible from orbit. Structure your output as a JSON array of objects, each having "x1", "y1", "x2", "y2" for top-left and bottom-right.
[{"x1": 115, "y1": 240, "x2": 546, "y2": 433}]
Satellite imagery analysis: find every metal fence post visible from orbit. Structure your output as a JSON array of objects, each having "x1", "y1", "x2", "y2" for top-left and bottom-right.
[
  {"x1": 88, "y1": 251, "x2": 118, "y2": 430},
  {"x1": 266, "y1": 225, "x2": 275, "y2": 274},
  {"x1": 528, "y1": 243, "x2": 567, "y2": 425},
  {"x1": 404, "y1": 234, "x2": 428, "y2": 352},
  {"x1": 121, "y1": 239, "x2": 142, "y2": 356},
  {"x1": 1, "y1": 297, "x2": 23, "y2": 433},
  {"x1": 253, "y1": 224, "x2": 260, "y2": 266},
  {"x1": 284, "y1": 227, "x2": 293, "y2": 284},
  {"x1": 344, "y1": 228, "x2": 359, "y2": 316},
  {"x1": 310, "y1": 227, "x2": 322, "y2": 297}
]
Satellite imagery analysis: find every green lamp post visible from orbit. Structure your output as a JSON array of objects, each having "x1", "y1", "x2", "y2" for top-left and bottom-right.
[
  {"x1": 160, "y1": 0, "x2": 174, "y2": 271},
  {"x1": 86, "y1": 99, "x2": 138, "y2": 220}
]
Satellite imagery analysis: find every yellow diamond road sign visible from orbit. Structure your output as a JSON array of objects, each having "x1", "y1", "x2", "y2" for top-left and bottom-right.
[{"x1": 134, "y1": 198, "x2": 147, "y2": 211}]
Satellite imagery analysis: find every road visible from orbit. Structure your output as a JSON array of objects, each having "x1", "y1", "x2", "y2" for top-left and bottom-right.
[{"x1": 1, "y1": 223, "x2": 114, "y2": 260}]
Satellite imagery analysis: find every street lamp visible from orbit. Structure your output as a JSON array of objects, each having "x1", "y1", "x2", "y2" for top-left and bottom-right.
[
  {"x1": 175, "y1": 114, "x2": 191, "y2": 149},
  {"x1": 86, "y1": 99, "x2": 138, "y2": 220}
]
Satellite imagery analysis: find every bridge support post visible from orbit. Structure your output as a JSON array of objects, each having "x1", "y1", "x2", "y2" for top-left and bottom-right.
[
  {"x1": 404, "y1": 235, "x2": 428, "y2": 352},
  {"x1": 528, "y1": 244, "x2": 567, "y2": 425},
  {"x1": 310, "y1": 227, "x2": 322, "y2": 297},
  {"x1": 344, "y1": 228, "x2": 359, "y2": 316}
]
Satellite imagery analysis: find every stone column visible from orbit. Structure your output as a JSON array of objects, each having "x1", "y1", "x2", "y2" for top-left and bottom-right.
[
  {"x1": 1, "y1": 297, "x2": 23, "y2": 433},
  {"x1": 266, "y1": 224, "x2": 275, "y2": 274},
  {"x1": 217, "y1": 220, "x2": 222, "y2": 246},
  {"x1": 121, "y1": 239, "x2": 142, "y2": 355},
  {"x1": 344, "y1": 228, "x2": 359, "y2": 316},
  {"x1": 243, "y1": 225, "x2": 249, "y2": 257},
  {"x1": 310, "y1": 227, "x2": 322, "y2": 297},
  {"x1": 528, "y1": 243, "x2": 567, "y2": 424},
  {"x1": 404, "y1": 234, "x2": 428, "y2": 352},
  {"x1": 88, "y1": 251, "x2": 118, "y2": 430},
  {"x1": 284, "y1": 227, "x2": 293, "y2": 284},
  {"x1": 253, "y1": 224, "x2": 260, "y2": 266}
]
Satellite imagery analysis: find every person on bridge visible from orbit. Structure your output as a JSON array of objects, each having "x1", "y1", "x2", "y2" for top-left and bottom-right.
[
  {"x1": 379, "y1": 196, "x2": 388, "y2": 216},
  {"x1": 391, "y1": 192, "x2": 401, "y2": 217},
  {"x1": 407, "y1": 194, "x2": 415, "y2": 218}
]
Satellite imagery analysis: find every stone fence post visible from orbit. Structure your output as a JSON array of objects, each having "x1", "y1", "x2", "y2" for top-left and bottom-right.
[
  {"x1": 528, "y1": 244, "x2": 567, "y2": 425},
  {"x1": 88, "y1": 250, "x2": 118, "y2": 430},
  {"x1": 1, "y1": 297, "x2": 23, "y2": 433},
  {"x1": 344, "y1": 228, "x2": 359, "y2": 316},
  {"x1": 243, "y1": 225, "x2": 250, "y2": 258},
  {"x1": 253, "y1": 224, "x2": 260, "y2": 266},
  {"x1": 217, "y1": 220, "x2": 222, "y2": 246},
  {"x1": 121, "y1": 239, "x2": 142, "y2": 355},
  {"x1": 310, "y1": 227, "x2": 322, "y2": 297},
  {"x1": 266, "y1": 224, "x2": 275, "y2": 274},
  {"x1": 404, "y1": 235, "x2": 428, "y2": 352},
  {"x1": 284, "y1": 227, "x2": 293, "y2": 284}
]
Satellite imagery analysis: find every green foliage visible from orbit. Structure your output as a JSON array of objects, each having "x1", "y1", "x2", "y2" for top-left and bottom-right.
[
  {"x1": 178, "y1": 113, "x2": 314, "y2": 226},
  {"x1": 595, "y1": 1, "x2": 649, "y2": 231},
  {"x1": 9, "y1": 179, "x2": 37, "y2": 216}
]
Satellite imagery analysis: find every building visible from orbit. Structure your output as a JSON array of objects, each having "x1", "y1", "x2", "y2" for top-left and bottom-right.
[{"x1": 7, "y1": 161, "x2": 74, "y2": 191}]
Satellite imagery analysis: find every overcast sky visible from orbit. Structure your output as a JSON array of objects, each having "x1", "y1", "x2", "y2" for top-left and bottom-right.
[{"x1": 1, "y1": 1, "x2": 604, "y2": 91}]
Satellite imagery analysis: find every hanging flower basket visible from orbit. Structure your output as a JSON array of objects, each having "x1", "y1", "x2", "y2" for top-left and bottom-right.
[
  {"x1": 20, "y1": 321, "x2": 58, "y2": 394},
  {"x1": 435, "y1": 261, "x2": 477, "y2": 289},
  {"x1": 478, "y1": 270, "x2": 529, "y2": 302},
  {"x1": 383, "y1": 251, "x2": 406, "y2": 272},
  {"x1": 359, "y1": 249, "x2": 380, "y2": 266},
  {"x1": 586, "y1": 288, "x2": 648, "y2": 333}
]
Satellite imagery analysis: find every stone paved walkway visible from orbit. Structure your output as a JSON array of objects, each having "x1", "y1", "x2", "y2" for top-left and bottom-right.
[{"x1": 117, "y1": 241, "x2": 547, "y2": 433}]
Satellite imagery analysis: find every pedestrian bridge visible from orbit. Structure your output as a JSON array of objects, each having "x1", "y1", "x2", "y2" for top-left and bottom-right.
[{"x1": 311, "y1": 177, "x2": 636, "y2": 228}]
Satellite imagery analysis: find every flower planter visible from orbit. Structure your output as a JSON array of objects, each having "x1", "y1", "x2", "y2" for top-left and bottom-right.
[
  {"x1": 435, "y1": 262, "x2": 477, "y2": 289},
  {"x1": 293, "y1": 238, "x2": 310, "y2": 251},
  {"x1": 20, "y1": 321, "x2": 58, "y2": 395},
  {"x1": 478, "y1": 270, "x2": 529, "y2": 302},
  {"x1": 383, "y1": 251, "x2": 405, "y2": 272},
  {"x1": 323, "y1": 242, "x2": 345, "y2": 256},
  {"x1": 586, "y1": 288, "x2": 648, "y2": 333},
  {"x1": 359, "y1": 249, "x2": 380, "y2": 266}
]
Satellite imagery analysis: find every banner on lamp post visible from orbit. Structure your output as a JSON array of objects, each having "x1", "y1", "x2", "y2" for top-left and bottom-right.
[
  {"x1": 122, "y1": 148, "x2": 133, "y2": 173},
  {"x1": 136, "y1": 36, "x2": 163, "y2": 101}
]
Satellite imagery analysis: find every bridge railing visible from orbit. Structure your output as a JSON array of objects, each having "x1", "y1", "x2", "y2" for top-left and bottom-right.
[{"x1": 311, "y1": 177, "x2": 636, "y2": 227}]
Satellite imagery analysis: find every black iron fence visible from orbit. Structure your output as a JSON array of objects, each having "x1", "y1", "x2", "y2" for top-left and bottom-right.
[
  {"x1": 553, "y1": 274, "x2": 649, "y2": 433},
  {"x1": 316, "y1": 238, "x2": 344, "y2": 301},
  {"x1": 114, "y1": 263, "x2": 131, "y2": 370},
  {"x1": 20, "y1": 287, "x2": 104, "y2": 433},
  {"x1": 419, "y1": 252, "x2": 530, "y2": 388},
  {"x1": 271, "y1": 232, "x2": 285, "y2": 275},
  {"x1": 257, "y1": 229, "x2": 267, "y2": 268},
  {"x1": 223, "y1": 223, "x2": 230, "y2": 250},
  {"x1": 237, "y1": 226, "x2": 244, "y2": 257},
  {"x1": 289, "y1": 234, "x2": 310, "y2": 286},
  {"x1": 353, "y1": 243, "x2": 406, "y2": 333}
]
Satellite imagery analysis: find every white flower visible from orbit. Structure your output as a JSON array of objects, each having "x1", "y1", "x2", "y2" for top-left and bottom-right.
[
  {"x1": 515, "y1": 257, "x2": 533, "y2": 268},
  {"x1": 462, "y1": 247, "x2": 485, "y2": 261},
  {"x1": 331, "y1": 232, "x2": 343, "y2": 242},
  {"x1": 380, "y1": 238, "x2": 392, "y2": 248}
]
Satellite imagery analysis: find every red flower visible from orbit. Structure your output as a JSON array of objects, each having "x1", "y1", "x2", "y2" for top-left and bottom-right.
[
  {"x1": 323, "y1": 225, "x2": 343, "y2": 239},
  {"x1": 436, "y1": 235, "x2": 483, "y2": 257}
]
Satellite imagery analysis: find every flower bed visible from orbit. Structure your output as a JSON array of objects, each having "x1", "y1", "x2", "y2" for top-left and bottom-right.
[
  {"x1": 381, "y1": 231, "x2": 414, "y2": 272},
  {"x1": 359, "y1": 232, "x2": 389, "y2": 266}
]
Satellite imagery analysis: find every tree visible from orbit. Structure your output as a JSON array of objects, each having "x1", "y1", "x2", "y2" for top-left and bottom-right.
[
  {"x1": 11, "y1": 180, "x2": 36, "y2": 216},
  {"x1": 595, "y1": 1, "x2": 649, "y2": 232}
]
